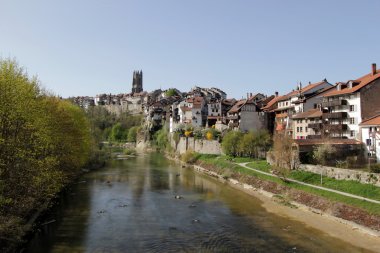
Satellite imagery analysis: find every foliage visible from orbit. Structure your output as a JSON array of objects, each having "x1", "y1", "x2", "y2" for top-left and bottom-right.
[
  {"x1": 222, "y1": 130, "x2": 270, "y2": 158},
  {"x1": 370, "y1": 163, "x2": 380, "y2": 173},
  {"x1": 124, "y1": 148, "x2": 136, "y2": 156},
  {"x1": 165, "y1": 88, "x2": 177, "y2": 97},
  {"x1": 221, "y1": 131, "x2": 243, "y2": 157},
  {"x1": 154, "y1": 127, "x2": 170, "y2": 151},
  {"x1": 204, "y1": 127, "x2": 220, "y2": 141},
  {"x1": 127, "y1": 126, "x2": 139, "y2": 142},
  {"x1": 0, "y1": 59, "x2": 94, "y2": 249},
  {"x1": 193, "y1": 128, "x2": 203, "y2": 139},
  {"x1": 271, "y1": 133, "x2": 299, "y2": 170},
  {"x1": 180, "y1": 149, "x2": 199, "y2": 164},
  {"x1": 313, "y1": 143, "x2": 336, "y2": 166},
  {"x1": 109, "y1": 123, "x2": 126, "y2": 142}
]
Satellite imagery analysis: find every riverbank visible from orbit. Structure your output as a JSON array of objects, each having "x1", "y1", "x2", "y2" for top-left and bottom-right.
[{"x1": 166, "y1": 154, "x2": 380, "y2": 252}]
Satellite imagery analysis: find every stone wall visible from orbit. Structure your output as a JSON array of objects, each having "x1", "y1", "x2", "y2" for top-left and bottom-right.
[
  {"x1": 170, "y1": 135, "x2": 222, "y2": 155},
  {"x1": 299, "y1": 164, "x2": 380, "y2": 187}
]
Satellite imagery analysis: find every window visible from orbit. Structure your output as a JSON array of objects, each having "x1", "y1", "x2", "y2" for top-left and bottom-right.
[
  {"x1": 305, "y1": 127, "x2": 308, "y2": 133},
  {"x1": 297, "y1": 127, "x2": 299, "y2": 133},
  {"x1": 349, "y1": 105, "x2": 355, "y2": 112},
  {"x1": 366, "y1": 139, "x2": 372, "y2": 146},
  {"x1": 350, "y1": 130, "x2": 356, "y2": 137},
  {"x1": 300, "y1": 127, "x2": 303, "y2": 132},
  {"x1": 349, "y1": 118, "x2": 356, "y2": 124}
]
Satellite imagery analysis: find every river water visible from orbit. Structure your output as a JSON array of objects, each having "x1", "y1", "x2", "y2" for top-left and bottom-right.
[{"x1": 26, "y1": 153, "x2": 373, "y2": 253}]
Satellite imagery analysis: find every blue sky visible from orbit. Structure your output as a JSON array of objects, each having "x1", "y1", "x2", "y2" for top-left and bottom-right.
[{"x1": 0, "y1": 0, "x2": 379, "y2": 98}]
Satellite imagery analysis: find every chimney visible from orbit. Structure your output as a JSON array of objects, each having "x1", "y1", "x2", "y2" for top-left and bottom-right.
[
  {"x1": 275, "y1": 91, "x2": 278, "y2": 97},
  {"x1": 247, "y1": 93, "x2": 249, "y2": 99},
  {"x1": 372, "y1": 63, "x2": 377, "y2": 75},
  {"x1": 250, "y1": 93, "x2": 252, "y2": 97}
]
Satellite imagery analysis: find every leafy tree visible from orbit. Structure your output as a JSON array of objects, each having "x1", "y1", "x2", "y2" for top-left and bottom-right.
[
  {"x1": 313, "y1": 143, "x2": 336, "y2": 166},
  {"x1": 127, "y1": 126, "x2": 138, "y2": 142},
  {"x1": 222, "y1": 131, "x2": 243, "y2": 157},
  {"x1": 239, "y1": 131, "x2": 256, "y2": 157},
  {"x1": 109, "y1": 123, "x2": 125, "y2": 141},
  {"x1": 165, "y1": 88, "x2": 177, "y2": 97}
]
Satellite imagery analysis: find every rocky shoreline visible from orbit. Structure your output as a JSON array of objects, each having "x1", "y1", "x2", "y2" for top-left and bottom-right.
[{"x1": 166, "y1": 154, "x2": 380, "y2": 252}]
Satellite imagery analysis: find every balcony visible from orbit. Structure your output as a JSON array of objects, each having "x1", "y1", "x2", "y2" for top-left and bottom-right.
[
  {"x1": 308, "y1": 123, "x2": 322, "y2": 129},
  {"x1": 307, "y1": 135, "x2": 322, "y2": 139},
  {"x1": 324, "y1": 124, "x2": 348, "y2": 132},
  {"x1": 322, "y1": 99, "x2": 347, "y2": 108},
  {"x1": 322, "y1": 112, "x2": 348, "y2": 120}
]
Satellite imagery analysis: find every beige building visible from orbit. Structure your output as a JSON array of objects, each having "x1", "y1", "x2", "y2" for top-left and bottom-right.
[{"x1": 292, "y1": 109, "x2": 322, "y2": 139}]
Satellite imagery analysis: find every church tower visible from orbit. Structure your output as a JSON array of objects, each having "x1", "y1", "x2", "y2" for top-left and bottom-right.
[{"x1": 132, "y1": 70, "x2": 143, "y2": 93}]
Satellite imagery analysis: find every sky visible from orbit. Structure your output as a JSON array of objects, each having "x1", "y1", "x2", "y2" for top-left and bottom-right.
[{"x1": 0, "y1": 0, "x2": 379, "y2": 99}]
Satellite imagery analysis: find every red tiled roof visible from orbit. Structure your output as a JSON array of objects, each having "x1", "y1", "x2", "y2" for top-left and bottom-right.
[
  {"x1": 228, "y1": 99, "x2": 246, "y2": 113},
  {"x1": 262, "y1": 95, "x2": 286, "y2": 111},
  {"x1": 324, "y1": 69, "x2": 380, "y2": 97},
  {"x1": 360, "y1": 114, "x2": 380, "y2": 126},
  {"x1": 292, "y1": 109, "x2": 322, "y2": 119}
]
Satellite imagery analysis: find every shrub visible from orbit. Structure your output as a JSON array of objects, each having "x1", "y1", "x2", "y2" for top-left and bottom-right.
[
  {"x1": 181, "y1": 149, "x2": 198, "y2": 164},
  {"x1": 221, "y1": 130, "x2": 243, "y2": 157},
  {"x1": 313, "y1": 143, "x2": 336, "y2": 166},
  {"x1": 370, "y1": 163, "x2": 380, "y2": 173},
  {"x1": 124, "y1": 148, "x2": 136, "y2": 156}
]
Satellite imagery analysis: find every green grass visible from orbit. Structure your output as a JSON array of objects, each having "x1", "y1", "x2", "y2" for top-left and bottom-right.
[
  {"x1": 290, "y1": 171, "x2": 380, "y2": 201},
  {"x1": 196, "y1": 154, "x2": 380, "y2": 215},
  {"x1": 246, "y1": 160, "x2": 271, "y2": 172}
]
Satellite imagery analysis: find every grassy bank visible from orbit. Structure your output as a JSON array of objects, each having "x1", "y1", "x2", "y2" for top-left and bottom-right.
[{"x1": 194, "y1": 154, "x2": 380, "y2": 216}]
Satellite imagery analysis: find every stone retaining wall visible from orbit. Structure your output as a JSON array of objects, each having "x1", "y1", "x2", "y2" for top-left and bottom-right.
[
  {"x1": 299, "y1": 164, "x2": 380, "y2": 187},
  {"x1": 170, "y1": 135, "x2": 222, "y2": 155}
]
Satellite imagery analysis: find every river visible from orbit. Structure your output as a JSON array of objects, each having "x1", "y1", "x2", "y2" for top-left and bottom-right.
[{"x1": 26, "y1": 153, "x2": 374, "y2": 253}]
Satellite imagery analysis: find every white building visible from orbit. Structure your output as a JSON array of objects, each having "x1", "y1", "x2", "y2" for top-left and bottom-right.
[{"x1": 360, "y1": 115, "x2": 380, "y2": 162}]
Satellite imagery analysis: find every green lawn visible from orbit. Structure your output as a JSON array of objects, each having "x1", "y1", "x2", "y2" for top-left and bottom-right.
[{"x1": 196, "y1": 154, "x2": 380, "y2": 215}]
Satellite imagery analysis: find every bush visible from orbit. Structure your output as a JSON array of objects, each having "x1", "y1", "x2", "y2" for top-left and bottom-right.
[
  {"x1": 181, "y1": 149, "x2": 198, "y2": 164},
  {"x1": 124, "y1": 148, "x2": 136, "y2": 156},
  {"x1": 313, "y1": 143, "x2": 336, "y2": 166},
  {"x1": 221, "y1": 130, "x2": 243, "y2": 157},
  {"x1": 370, "y1": 164, "x2": 380, "y2": 173}
]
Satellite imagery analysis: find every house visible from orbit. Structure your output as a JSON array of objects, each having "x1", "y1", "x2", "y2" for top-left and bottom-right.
[
  {"x1": 207, "y1": 98, "x2": 236, "y2": 127},
  {"x1": 226, "y1": 96, "x2": 266, "y2": 132},
  {"x1": 322, "y1": 64, "x2": 380, "y2": 139},
  {"x1": 264, "y1": 80, "x2": 332, "y2": 136},
  {"x1": 359, "y1": 114, "x2": 380, "y2": 162},
  {"x1": 292, "y1": 108, "x2": 323, "y2": 139}
]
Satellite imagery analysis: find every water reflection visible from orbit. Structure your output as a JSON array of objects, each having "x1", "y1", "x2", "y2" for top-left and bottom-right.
[{"x1": 26, "y1": 153, "x2": 374, "y2": 253}]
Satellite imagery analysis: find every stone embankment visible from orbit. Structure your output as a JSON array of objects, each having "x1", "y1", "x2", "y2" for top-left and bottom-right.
[{"x1": 189, "y1": 160, "x2": 380, "y2": 235}]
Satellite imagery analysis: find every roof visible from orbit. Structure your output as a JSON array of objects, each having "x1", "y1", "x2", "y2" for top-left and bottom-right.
[
  {"x1": 228, "y1": 99, "x2": 246, "y2": 113},
  {"x1": 294, "y1": 139, "x2": 362, "y2": 146},
  {"x1": 285, "y1": 80, "x2": 328, "y2": 97},
  {"x1": 360, "y1": 114, "x2": 380, "y2": 126},
  {"x1": 260, "y1": 95, "x2": 275, "y2": 106},
  {"x1": 324, "y1": 69, "x2": 380, "y2": 97},
  {"x1": 262, "y1": 95, "x2": 287, "y2": 111},
  {"x1": 292, "y1": 109, "x2": 322, "y2": 119},
  {"x1": 275, "y1": 113, "x2": 288, "y2": 118}
]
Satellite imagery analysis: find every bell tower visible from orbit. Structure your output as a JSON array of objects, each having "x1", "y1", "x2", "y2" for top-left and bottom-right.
[{"x1": 132, "y1": 70, "x2": 143, "y2": 93}]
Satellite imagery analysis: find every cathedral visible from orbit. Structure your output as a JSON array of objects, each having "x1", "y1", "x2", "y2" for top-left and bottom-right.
[{"x1": 132, "y1": 70, "x2": 143, "y2": 93}]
